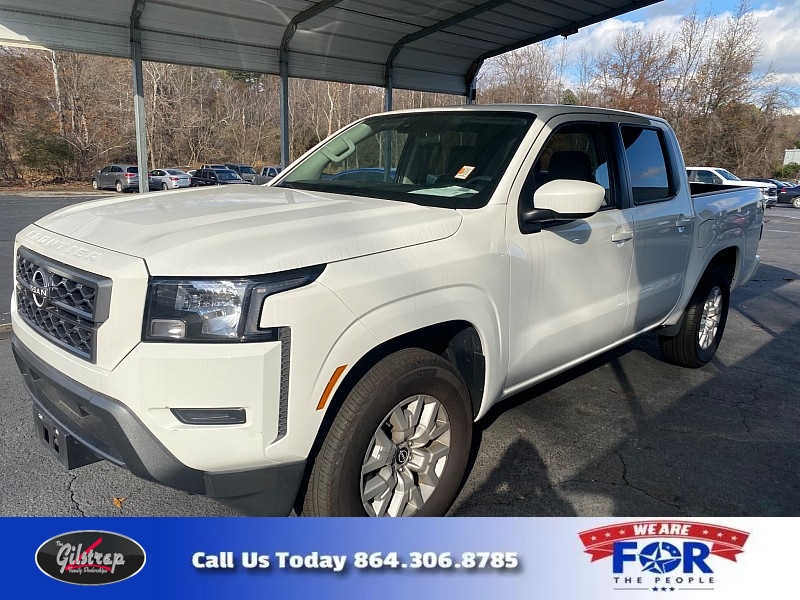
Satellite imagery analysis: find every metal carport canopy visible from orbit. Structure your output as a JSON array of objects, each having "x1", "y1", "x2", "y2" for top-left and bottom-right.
[
  {"x1": 0, "y1": 0, "x2": 663, "y2": 95},
  {"x1": 0, "y1": 0, "x2": 662, "y2": 187}
]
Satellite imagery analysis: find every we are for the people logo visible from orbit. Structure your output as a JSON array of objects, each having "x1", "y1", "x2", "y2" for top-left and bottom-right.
[{"x1": 578, "y1": 521, "x2": 749, "y2": 593}]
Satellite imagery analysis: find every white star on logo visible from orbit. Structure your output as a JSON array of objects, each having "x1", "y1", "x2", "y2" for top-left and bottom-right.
[{"x1": 717, "y1": 532, "x2": 724, "y2": 538}]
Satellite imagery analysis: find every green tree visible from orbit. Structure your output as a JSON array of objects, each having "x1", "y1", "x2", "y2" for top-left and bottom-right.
[
  {"x1": 774, "y1": 162, "x2": 800, "y2": 180},
  {"x1": 19, "y1": 131, "x2": 74, "y2": 179},
  {"x1": 561, "y1": 89, "x2": 578, "y2": 105}
]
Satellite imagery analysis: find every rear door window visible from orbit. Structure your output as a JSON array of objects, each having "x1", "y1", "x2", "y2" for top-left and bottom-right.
[{"x1": 621, "y1": 126, "x2": 675, "y2": 203}]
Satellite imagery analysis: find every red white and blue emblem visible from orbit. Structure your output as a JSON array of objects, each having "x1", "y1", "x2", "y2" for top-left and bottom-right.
[{"x1": 578, "y1": 520, "x2": 749, "y2": 593}]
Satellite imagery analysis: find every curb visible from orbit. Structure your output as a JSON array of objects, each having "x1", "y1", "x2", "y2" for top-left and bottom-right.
[
  {"x1": 1, "y1": 191, "x2": 112, "y2": 198},
  {"x1": 0, "y1": 323, "x2": 11, "y2": 333}
]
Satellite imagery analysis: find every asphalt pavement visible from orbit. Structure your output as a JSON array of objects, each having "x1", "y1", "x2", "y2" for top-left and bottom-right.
[{"x1": 1, "y1": 195, "x2": 798, "y2": 517}]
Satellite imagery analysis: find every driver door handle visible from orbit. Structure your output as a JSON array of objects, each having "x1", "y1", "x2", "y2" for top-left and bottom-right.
[
  {"x1": 611, "y1": 231, "x2": 633, "y2": 242},
  {"x1": 676, "y1": 215, "x2": 692, "y2": 227}
]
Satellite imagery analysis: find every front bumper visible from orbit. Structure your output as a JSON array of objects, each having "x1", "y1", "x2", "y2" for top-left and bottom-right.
[{"x1": 12, "y1": 335, "x2": 305, "y2": 516}]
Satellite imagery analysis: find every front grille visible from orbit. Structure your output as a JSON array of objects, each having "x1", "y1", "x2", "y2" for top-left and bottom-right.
[{"x1": 15, "y1": 248, "x2": 111, "y2": 363}]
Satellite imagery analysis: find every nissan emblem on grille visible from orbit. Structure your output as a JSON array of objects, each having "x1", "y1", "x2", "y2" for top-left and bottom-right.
[
  {"x1": 30, "y1": 268, "x2": 51, "y2": 308},
  {"x1": 15, "y1": 248, "x2": 111, "y2": 363}
]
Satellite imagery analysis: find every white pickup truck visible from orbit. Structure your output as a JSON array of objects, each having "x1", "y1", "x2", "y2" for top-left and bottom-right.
[
  {"x1": 11, "y1": 105, "x2": 763, "y2": 517},
  {"x1": 686, "y1": 166, "x2": 777, "y2": 206}
]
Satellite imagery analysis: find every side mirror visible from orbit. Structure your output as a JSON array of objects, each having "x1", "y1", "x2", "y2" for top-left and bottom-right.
[{"x1": 523, "y1": 179, "x2": 606, "y2": 223}]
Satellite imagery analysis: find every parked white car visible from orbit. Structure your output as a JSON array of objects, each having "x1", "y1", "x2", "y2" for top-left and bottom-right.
[
  {"x1": 149, "y1": 168, "x2": 191, "y2": 190},
  {"x1": 253, "y1": 165, "x2": 282, "y2": 185},
  {"x1": 12, "y1": 105, "x2": 763, "y2": 517}
]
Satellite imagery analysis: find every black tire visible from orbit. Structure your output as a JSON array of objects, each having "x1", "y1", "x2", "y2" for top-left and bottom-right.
[
  {"x1": 659, "y1": 266, "x2": 730, "y2": 368},
  {"x1": 161, "y1": 182, "x2": 168, "y2": 191},
  {"x1": 91, "y1": 179, "x2": 99, "y2": 190},
  {"x1": 115, "y1": 180, "x2": 123, "y2": 193},
  {"x1": 793, "y1": 197, "x2": 800, "y2": 209},
  {"x1": 302, "y1": 348, "x2": 473, "y2": 517}
]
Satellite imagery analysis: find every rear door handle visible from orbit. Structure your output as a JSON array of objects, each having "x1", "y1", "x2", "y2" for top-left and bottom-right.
[{"x1": 611, "y1": 231, "x2": 633, "y2": 242}]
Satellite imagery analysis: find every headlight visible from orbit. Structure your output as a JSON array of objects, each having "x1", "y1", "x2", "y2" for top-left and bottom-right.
[{"x1": 143, "y1": 265, "x2": 324, "y2": 342}]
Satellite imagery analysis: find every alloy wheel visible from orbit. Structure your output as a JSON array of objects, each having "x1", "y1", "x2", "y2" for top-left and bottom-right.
[{"x1": 360, "y1": 394, "x2": 451, "y2": 517}]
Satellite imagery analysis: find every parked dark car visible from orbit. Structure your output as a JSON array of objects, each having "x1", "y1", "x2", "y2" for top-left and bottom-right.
[
  {"x1": 748, "y1": 178, "x2": 800, "y2": 208},
  {"x1": 742, "y1": 177, "x2": 778, "y2": 207},
  {"x1": 224, "y1": 163, "x2": 258, "y2": 182},
  {"x1": 92, "y1": 164, "x2": 152, "y2": 192},
  {"x1": 190, "y1": 167, "x2": 253, "y2": 186}
]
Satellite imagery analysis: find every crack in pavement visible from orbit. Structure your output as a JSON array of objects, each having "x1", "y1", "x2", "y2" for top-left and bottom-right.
[
  {"x1": 616, "y1": 449, "x2": 682, "y2": 511},
  {"x1": 67, "y1": 472, "x2": 86, "y2": 517},
  {"x1": 735, "y1": 378, "x2": 768, "y2": 434}
]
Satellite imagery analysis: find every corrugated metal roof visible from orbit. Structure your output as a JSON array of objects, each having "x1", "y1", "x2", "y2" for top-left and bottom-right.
[{"x1": 0, "y1": 0, "x2": 662, "y2": 95}]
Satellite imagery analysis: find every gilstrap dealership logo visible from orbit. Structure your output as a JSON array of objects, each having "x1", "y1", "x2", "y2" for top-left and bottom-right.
[
  {"x1": 36, "y1": 531, "x2": 146, "y2": 585},
  {"x1": 578, "y1": 521, "x2": 749, "y2": 593}
]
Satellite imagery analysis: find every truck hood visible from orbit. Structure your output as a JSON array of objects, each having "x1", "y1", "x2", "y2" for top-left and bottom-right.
[{"x1": 34, "y1": 186, "x2": 462, "y2": 275}]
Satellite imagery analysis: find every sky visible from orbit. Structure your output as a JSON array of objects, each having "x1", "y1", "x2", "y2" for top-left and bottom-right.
[{"x1": 558, "y1": 0, "x2": 800, "y2": 100}]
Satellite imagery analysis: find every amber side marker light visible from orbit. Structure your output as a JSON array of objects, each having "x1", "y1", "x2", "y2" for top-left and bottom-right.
[{"x1": 317, "y1": 365, "x2": 347, "y2": 410}]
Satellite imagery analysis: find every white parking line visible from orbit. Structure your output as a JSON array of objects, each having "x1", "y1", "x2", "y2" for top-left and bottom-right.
[{"x1": 766, "y1": 230, "x2": 799, "y2": 233}]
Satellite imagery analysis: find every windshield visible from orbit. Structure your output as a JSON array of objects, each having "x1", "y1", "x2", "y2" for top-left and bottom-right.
[
  {"x1": 717, "y1": 169, "x2": 740, "y2": 181},
  {"x1": 214, "y1": 169, "x2": 242, "y2": 181},
  {"x1": 240, "y1": 166, "x2": 256, "y2": 174},
  {"x1": 275, "y1": 111, "x2": 535, "y2": 209}
]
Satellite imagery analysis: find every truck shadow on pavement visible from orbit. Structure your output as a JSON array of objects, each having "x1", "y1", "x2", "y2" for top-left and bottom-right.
[{"x1": 451, "y1": 262, "x2": 800, "y2": 517}]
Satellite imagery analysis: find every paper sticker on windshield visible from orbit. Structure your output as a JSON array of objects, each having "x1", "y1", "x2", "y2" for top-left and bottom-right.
[{"x1": 454, "y1": 166, "x2": 475, "y2": 180}]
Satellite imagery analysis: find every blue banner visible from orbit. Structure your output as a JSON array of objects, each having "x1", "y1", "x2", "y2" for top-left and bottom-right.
[{"x1": 6, "y1": 517, "x2": 786, "y2": 599}]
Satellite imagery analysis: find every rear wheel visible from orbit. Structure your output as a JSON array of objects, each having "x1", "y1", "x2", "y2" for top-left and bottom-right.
[
  {"x1": 302, "y1": 348, "x2": 473, "y2": 517},
  {"x1": 161, "y1": 182, "x2": 168, "y2": 191},
  {"x1": 659, "y1": 266, "x2": 730, "y2": 368},
  {"x1": 115, "y1": 180, "x2": 123, "y2": 193}
]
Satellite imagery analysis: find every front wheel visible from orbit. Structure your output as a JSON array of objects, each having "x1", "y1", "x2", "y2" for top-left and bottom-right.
[
  {"x1": 659, "y1": 266, "x2": 730, "y2": 368},
  {"x1": 793, "y1": 197, "x2": 800, "y2": 209},
  {"x1": 91, "y1": 179, "x2": 99, "y2": 190},
  {"x1": 302, "y1": 348, "x2": 473, "y2": 517}
]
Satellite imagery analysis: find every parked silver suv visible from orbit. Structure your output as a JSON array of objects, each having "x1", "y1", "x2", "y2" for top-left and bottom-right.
[{"x1": 91, "y1": 164, "x2": 151, "y2": 192}]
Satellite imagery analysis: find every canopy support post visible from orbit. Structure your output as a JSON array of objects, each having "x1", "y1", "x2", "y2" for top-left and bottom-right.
[{"x1": 130, "y1": 0, "x2": 149, "y2": 193}]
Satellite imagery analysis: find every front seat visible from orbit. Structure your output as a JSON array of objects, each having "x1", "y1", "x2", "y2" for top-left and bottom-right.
[{"x1": 547, "y1": 150, "x2": 595, "y2": 182}]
